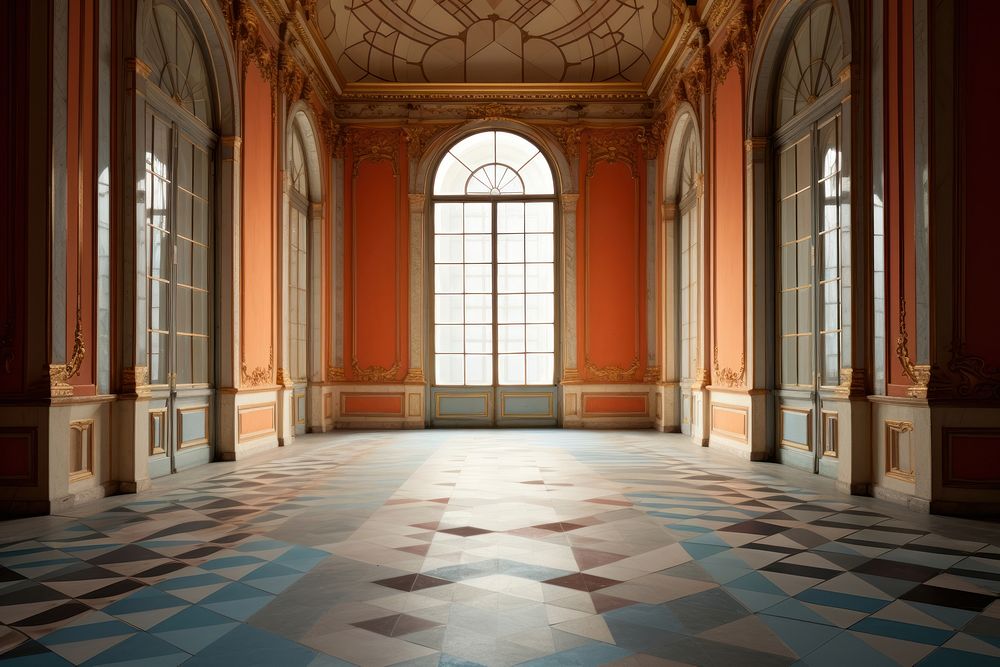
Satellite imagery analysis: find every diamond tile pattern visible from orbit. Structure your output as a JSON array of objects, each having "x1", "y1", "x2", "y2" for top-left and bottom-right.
[{"x1": 2, "y1": 430, "x2": 1000, "y2": 665}]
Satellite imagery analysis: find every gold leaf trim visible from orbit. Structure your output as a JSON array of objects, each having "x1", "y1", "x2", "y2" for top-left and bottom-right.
[
  {"x1": 49, "y1": 315, "x2": 85, "y2": 397},
  {"x1": 895, "y1": 297, "x2": 930, "y2": 398},
  {"x1": 585, "y1": 357, "x2": 640, "y2": 383},
  {"x1": 713, "y1": 346, "x2": 745, "y2": 388},
  {"x1": 351, "y1": 357, "x2": 401, "y2": 383},
  {"x1": 242, "y1": 345, "x2": 274, "y2": 388}
]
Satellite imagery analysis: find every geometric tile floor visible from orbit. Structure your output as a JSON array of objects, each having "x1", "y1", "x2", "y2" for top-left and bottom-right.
[{"x1": 3, "y1": 430, "x2": 1000, "y2": 666}]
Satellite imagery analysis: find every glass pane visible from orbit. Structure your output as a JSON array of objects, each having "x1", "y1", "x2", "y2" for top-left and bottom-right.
[
  {"x1": 176, "y1": 335, "x2": 191, "y2": 384},
  {"x1": 176, "y1": 288, "x2": 192, "y2": 333},
  {"x1": 498, "y1": 324, "x2": 525, "y2": 353},
  {"x1": 435, "y1": 265, "x2": 463, "y2": 293},
  {"x1": 499, "y1": 354, "x2": 525, "y2": 385},
  {"x1": 435, "y1": 202, "x2": 463, "y2": 233},
  {"x1": 525, "y1": 294, "x2": 553, "y2": 323},
  {"x1": 465, "y1": 354, "x2": 492, "y2": 385},
  {"x1": 464, "y1": 294, "x2": 491, "y2": 324},
  {"x1": 797, "y1": 287, "x2": 813, "y2": 332},
  {"x1": 498, "y1": 294, "x2": 524, "y2": 324},
  {"x1": 498, "y1": 264, "x2": 524, "y2": 293},
  {"x1": 436, "y1": 324, "x2": 464, "y2": 353},
  {"x1": 464, "y1": 264, "x2": 491, "y2": 293},
  {"x1": 526, "y1": 324, "x2": 553, "y2": 352},
  {"x1": 525, "y1": 353, "x2": 554, "y2": 385},
  {"x1": 781, "y1": 337, "x2": 797, "y2": 386},
  {"x1": 796, "y1": 191, "x2": 812, "y2": 239},
  {"x1": 433, "y1": 153, "x2": 472, "y2": 196},
  {"x1": 192, "y1": 290, "x2": 208, "y2": 335},
  {"x1": 465, "y1": 325, "x2": 492, "y2": 354},
  {"x1": 525, "y1": 203, "x2": 553, "y2": 232},
  {"x1": 436, "y1": 354, "x2": 464, "y2": 385},
  {"x1": 435, "y1": 294, "x2": 464, "y2": 324},
  {"x1": 149, "y1": 332, "x2": 168, "y2": 384},
  {"x1": 464, "y1": 203, "x2": 491, "y2": 233},
  {"x1": 497, "y1": 234, "x2": 524, "y2": 263},
  {"x1": 798, "y1": 335, "x2": 813, "y2": 381},
  {"x1": 192, "y1": 336, "x2": 208, "y2": 384},
  {"x1": 497, "y1": 202, "x2": 524, "y2": 233},
  {"x1": 435, "y1": 236, "x2": 463, "y2": 263},
  {"x1": 464, "y1": 235, "x2": 491, "y2": 263},
  {"x1": 176, "y1": 193, "x2": 192, "y2": 240},
  {"x1": 525, "y1": 234, "x2": 553, "y2": 262},
  {"x1": 525, "y1": 264, "x2": 553, "y2": 293}
]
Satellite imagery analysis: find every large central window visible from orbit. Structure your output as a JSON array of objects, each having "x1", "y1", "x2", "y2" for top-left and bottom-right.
[{"x1": 432, "y1": 131, "x2": 556, "y2": 386}]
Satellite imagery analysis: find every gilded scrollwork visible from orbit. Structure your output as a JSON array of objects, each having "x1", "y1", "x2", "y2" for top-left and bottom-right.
[
  {"x1": 551, "y1": 125, "x2": 584, "y2": 159},
  {"x1": 351, "y1": 357, "x2": 401, "y2": 383},
  {"x1": 585, "y1": 357, "x2": 640, "y2": 383},
  {"x1": 241, "y1": 345, "x2": 274, "y2": 388},
  {"x1": 713, "y1": 346, "x2": 745, "y2": 388},
  {"x1": 586, "y1": 128, "x2": 642, "y2": 177},
  {"x1": 347, "y1": 127, "x2": 401, "y2": 175},
  {"x1": 895, "y1": 297, "x2": 930, "y2": 398},
  {"x1": 49, "y1": 316, "x2": 85, "y2": 398}
]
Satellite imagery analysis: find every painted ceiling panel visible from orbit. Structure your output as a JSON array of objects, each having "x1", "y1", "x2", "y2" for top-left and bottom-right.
[{"x1": 315, "y1": 0, "x2": 674, "y2": 83}]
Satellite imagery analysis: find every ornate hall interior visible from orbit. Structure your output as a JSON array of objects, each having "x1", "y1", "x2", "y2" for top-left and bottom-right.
[{"x1": 2, "y1": 0, "x2": 1000, "y2": 664}]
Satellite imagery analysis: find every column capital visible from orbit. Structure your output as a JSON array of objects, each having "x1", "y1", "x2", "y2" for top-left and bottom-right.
[
  {"x1": 559, "y1": 193, "x2": 579, "y2": 211},
  {"x1": 408, "y1": 193, "x2": 426, "y2": 209}
]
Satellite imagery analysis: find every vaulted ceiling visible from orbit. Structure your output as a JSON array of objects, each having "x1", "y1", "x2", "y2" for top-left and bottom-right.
[{"x1": 313, "y1": 0, "x2": 675, "y2": 85}]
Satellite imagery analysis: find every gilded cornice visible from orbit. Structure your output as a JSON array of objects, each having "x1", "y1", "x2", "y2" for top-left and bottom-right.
[
  {"x1": 705, "y1": 0, "x2": 740, "y2": 33},
  {"x1": 713, "y1": 8, "x2": 752, "y2": 85},
  {"x1": 713, "y1": 346, "x2": 746, "y2": 388},
  {"x1": 585, "y1": 357, "x2": 640, "y2": 383}
]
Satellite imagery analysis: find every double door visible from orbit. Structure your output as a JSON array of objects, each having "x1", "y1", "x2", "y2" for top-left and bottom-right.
[
  {"x1": 145, "y1": 108, "x2": 214, "y2": 476},
  {"x1": 430, "y1": 199, "x2": 557, "y2": 426},
  {"x1": 775, "y1": 115, "x2": 844, "y2": 476}
]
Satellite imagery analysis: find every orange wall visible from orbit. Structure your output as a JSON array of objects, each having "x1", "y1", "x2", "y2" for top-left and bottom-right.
[
  {"x1": 343, "y1": 129, "x2": 407, "y2": 380},
  {"x1": 241, "y1": 63, "x2": 274, "y2": 378},
  {"x1": 712, "y1": 68, "x2": 745, "y2": 376},
  {"x1": 67, "y1": 0, "x2": 97, "y2": 394},
  {"x1": 958, "y1": 2, "x2": 1000, "y2": 367},
  {"x1": 579, "y1": 132, "x2": 646, "y2": 381},
  {"x1": 884, "y1": 0, "x2": 917, "y2": 396}
]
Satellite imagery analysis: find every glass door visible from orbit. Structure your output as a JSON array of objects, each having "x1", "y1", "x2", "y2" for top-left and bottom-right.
[{"x1": 146, "y1": 110, "x2": 214, "y2": 476}]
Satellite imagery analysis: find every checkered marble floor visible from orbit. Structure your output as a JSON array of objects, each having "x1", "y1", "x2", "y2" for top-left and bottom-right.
[{"x1": 3, "y1": 430, "x2": 1000, "y2": 666}]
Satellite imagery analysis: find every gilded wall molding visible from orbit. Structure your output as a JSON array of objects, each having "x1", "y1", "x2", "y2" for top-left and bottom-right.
[
  {"x1": 466, "y1": 102, "x2": 527, "y2": 120},
  {"x1": 936, "y1": 348, "x2": 1000, "y2": 401},
  {"x1": 585, "y1": 357, "x2": 640, "y2": 383},
  {"x1": 347, "y1": 127, "x2": 401, "y2": 175},
  {"x1": 551, "y1": 125, "x2": 584, "y2": 159},
  {"x1": 351, "y1": 357, "x2": 401, "y2": 383},
  {"x1": 712, "y1": 9, "x2": 751, "y2": 85},
  {"x1": 49, "y1": 317, "x2": 85, "y2": 397},
  {"x1": 403, "y1": 124, "x2": 457, "y2": 161},
  {"x1": 403, "y1": 368, "x2": 425, "y2": 384},
  {"x1": 712, "y1": 346, "x2": 745, "y2": 388},
  {"x1": 327, "y1": 366, "x2": 346, "y2": 382},
  {"x1": 895, "y1": 297, "x2": 930, "y2": 398},
  {"x1": 586, "y1": 128, "x2": 642, "y2": 177},
  {"x1": 241, "y1": 345, "x2": 274, "y2": 388}
]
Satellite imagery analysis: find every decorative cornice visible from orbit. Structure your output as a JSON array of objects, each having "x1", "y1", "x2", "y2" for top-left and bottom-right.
[
  {"x1": 705, "y1": 0, "x2": 739, "y2": 33},
  {"x1": 895, "y1": 297, "x2": 930, "y2": 398},
  {"x1": 403, "y1": 124, "x2": 456, "y2": 161},
  {"x1": 585, "y1": 357, "x2": 640, "y2": 383},
  {"x1": 241, "y1": 345, "x2": 274, "y2": 388},
  {"x1": 551, "y1": 125, "x2": 584, "y2": 159},
  {"x1": 466, "y1": 102, "x2": 527, "y2": 120},
  {"x1": 351, "y1": 357, "x2": 401, "y2": 383},
  {"x1": 713, "y1": 8, "x2": 751, "y2": 85},
  {"x1": 713, "y1": 346, "x2": 745, "y2": 388}
]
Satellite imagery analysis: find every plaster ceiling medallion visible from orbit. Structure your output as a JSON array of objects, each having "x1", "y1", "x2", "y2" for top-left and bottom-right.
[{"x1": 314, "y1": 0, "x2": 674, "y2": 84}]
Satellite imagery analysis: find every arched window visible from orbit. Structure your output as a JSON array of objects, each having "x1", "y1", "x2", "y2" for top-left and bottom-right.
[
  {"x1": 431, "y1": 131, "x2": 557, "y2": 425},
  {"x1": 679, "y1": 133, "x2": 699, "y2": 385},
  {"x1": 773, "y1": 1, "x2": 848, "y2": 469},
  {"x1": 141, "y1": 0, "x2": 217, "y2": 476},
  {"x1": 287, "y1": 127, "x2": 309, "y2": 386}
]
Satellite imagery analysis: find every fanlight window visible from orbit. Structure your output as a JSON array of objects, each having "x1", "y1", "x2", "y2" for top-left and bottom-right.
[
  {"x1": 434, "y1": 131, "x2": 554, "y2": 196},
  {"x1": 142, "y1": 0, "x2": 213, "y2": 126},
  {"x1": 775, "y1": 2, "x2": 846, "y2": 127},
  {"x1": 289, "y1": 129, "x2": 309, "y2": 198}
]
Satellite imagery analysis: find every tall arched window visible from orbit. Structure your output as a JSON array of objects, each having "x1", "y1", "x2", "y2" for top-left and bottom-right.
[
  {"x1": 287, "y1": 127, "x2": 309, "y2": 387},
  {"x1": 141, "y1": 0, "x2": 216, "y2": 476},
  {"x1": 773, "y1": 1, "x2": 848, "y2": 472},
  {"x1": 431, "y1": 130, "x2": 557, "y2": 426},
  {"x1": 678, "y1": 131, "x2": 700, "y2": 436}
]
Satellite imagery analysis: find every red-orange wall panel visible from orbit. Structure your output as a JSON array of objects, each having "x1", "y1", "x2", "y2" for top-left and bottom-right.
[
  {"x1": 241, "y1": 63, "x2": 274, "y2": 376},
  {"x1": 581, "y1": 156, "x2": 643, "y2": 378},
  {"x1": 713, "y1": 69, "x2": 745, "y2": 374},
  {"x1": 958, "y1": 3, "x2": 1000, "y2": 367}
]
